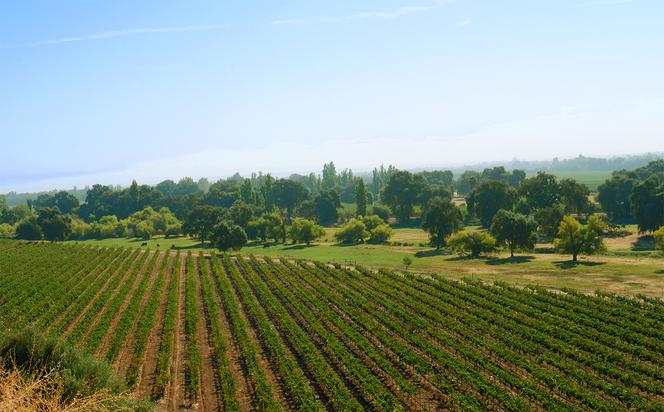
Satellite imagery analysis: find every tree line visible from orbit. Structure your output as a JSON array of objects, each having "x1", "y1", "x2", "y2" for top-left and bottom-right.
[{"x1": 1, "y1": 160, "x2": 663, "y2": 259}]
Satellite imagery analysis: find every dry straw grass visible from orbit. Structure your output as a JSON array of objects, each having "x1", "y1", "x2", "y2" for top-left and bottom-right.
[{"x1": 0, "y1": 367, "x2": 138, "y2": 412}]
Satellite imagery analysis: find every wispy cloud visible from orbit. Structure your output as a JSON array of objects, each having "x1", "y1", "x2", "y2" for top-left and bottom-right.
[
  {"x1": 1, "y1": 25, "x2": 224, "y2": 49},
  {"x1": 577, "y1": 0, "x2": 633, "y2": 6},
  {"x1": 267, "y1": 0, "x2": 452, "y2": 26},
  {"x1": 458, "y1": 18, "x2": 472, "y2": 26}
]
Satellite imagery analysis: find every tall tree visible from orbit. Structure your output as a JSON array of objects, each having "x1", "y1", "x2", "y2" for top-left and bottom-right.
[
  {"x1": 355, "y1": 179, "x2": 368, "y2": 216},
  {"x1": 37, "y1": 207, "x2": 72, "y2": 241},
  {"x1": 52, "y1": 191, "x2": 80, "y2": 215},
  {"x1": 630, "y1": 177, "x2": 664, "y2": 233},
  {"x1": 519, "y1": 172, "x2": 561, "y2": 209},
  {"x1": 211, "y1": 221, "x2": 248, "y2": 252},
  {"x1": 421, "y1": 197, "x2": 464, "y2": 249},
  {"x1": 490, "y1": 210, "x2": 537, "y2": 257},
  {"x1": 381, "y1": 171, "x2": 427, "y2": 224},
  {"x1": 467, "y1": 181, "x2": 517, "y2": 227},
  {"x1": 313, "y1": 190, "x2": 340, "y2": 226},
  {"x1": 15, "y1": 217, "x2": 42, "y2": 240},
  {"x1": 272, "y1": 179, "x2": 309, "y2": 222},
  {"x1": 554, "y1": 215, "x2": 606, "y2": 262},
  {"x1": 559, "y1": 179, "x2": 590, "y2": 214},
  {"x1": 322, "y1": 162, "x2": 337, "y2": 190},
  {"x1": 183, "y1": 205, "x2": 225, "y2": 243},
  {"x1": 597, "y1": 173, "x2": 635, "y2": 221}
]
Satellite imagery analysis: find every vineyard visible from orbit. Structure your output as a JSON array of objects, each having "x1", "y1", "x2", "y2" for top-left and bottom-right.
[{"x1": 1, "y1": 240, "x2": 663, "y2": 411}]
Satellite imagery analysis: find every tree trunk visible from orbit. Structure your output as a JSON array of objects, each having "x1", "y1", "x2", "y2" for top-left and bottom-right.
[{"x1": 572, "y1": 252, "x2": 578, "y2": 262}]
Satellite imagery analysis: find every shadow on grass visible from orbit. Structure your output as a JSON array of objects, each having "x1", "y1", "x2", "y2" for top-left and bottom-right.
[
  {"x1": 283, "y1": 244, "x2": 318, "y2": 250},
  {"x1": 170, "y1": 243, "x2": 212, "y2": 250},
  {"x1": 486, "y1": 256, "x2": 535, "y2": 265},
  {"x1": 654, "y1": 269, "x2": 664, "y2": 274},
  {"x1": 553, "y1": 260, "x2": 607, "y2": 269},
  {"x1": 632, "y1": 236, "x2": 655, "y2": 251},
  {"x1": 446, "y1": 255, "x2": 492, "y2": 262},
  {"x1": 414, "y1": 249, "x2": 451, "y2": 258}
]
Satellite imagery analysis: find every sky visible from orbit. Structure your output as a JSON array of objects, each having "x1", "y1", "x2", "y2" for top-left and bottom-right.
[{"x1": 1, "y1": 0, "x2": 663, "y2": 192}]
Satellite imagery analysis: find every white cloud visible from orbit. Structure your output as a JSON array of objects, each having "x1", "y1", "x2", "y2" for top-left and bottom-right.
[
  {"x1": 267, "y1": 0, "x2": 452, "y2": 27},
  {"x1": 1, "y1": 25, "x2": 224, "y2": 49},
  {"x1": 458, "y1": 18, "x2": 472, "y2": 26},
  {"x1": 577, "y1": 0, "x2": 634, "y2": 6},
  {"x1": 5, "y1": 98, "x2": 662, "y2": 193}
]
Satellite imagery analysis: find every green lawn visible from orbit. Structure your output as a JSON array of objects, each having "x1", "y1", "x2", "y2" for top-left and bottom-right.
[
  {"x1": 66, "y1": 227, "x2": 664, "y2": 298},
  {"x1": 540, "y1": 170, "x2": 611, "y2": 192}
]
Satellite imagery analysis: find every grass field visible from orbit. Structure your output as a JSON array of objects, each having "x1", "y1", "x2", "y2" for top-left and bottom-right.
[
  {"x1": 2, "y1": 240, "x2": 664, "y2": 411},
  {"x1": 67, "y1": 226, "x2": 664, "y2": 298},
  {"x1": 533, "y1": 170, "x2": 612, "y2": 191}
]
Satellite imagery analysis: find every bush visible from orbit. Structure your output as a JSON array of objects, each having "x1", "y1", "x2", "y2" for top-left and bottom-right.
[
  {"x1": 655, "y1": 226, "x2": 664, "y2": 253},
  {"x1": 133, "y1": 221, "x2": 154, "y2": 240},
  {"x1": 211, "y1": 221, "x2": 248, "y2": 252},
  {"x1": 288, "y1": 219, "x2": 325, "y2": 245},
  {"x1": 15, "y1": 217, "x2": 42, "y2": 240},
  {"x1": 0, "y1": 327, "x2": 135, "y2": 401},
  {"x1": 360, "y1": 215, "x2": 385, "y2": 231},
  {"x1": 334, "y1": 220, "x2": 370, "y2": 244},
  {"x1": 369, "y1": 223, "x2": 393, "y2": 244},
  {"x1": 370, "y1": 205, "x2": 391, "y2": 222},
  {"x1": 448, "y1": 231, "x2": 496, "y2": 257},
  {"x1": 0, "y1": 223, "x2": 15, "y2": 239}
]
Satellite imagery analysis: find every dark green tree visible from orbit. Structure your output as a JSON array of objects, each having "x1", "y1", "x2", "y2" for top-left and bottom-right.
[
  {"x1": 37, "y1": 207, "x2": 72, "y2": 241},
  {"x1": 467, "y1": 181, "x2": 517, "y2": 227},
  {"x1": 52, "y1": 191, "x2": 80, "y2": 215},
  {"x1": 421, "y1": 197, "x2": 464, "y2": 249},
  {"x1": 272, "y1": 179, "x2": 309, "y2": 222},
  {"x1": 355, "y1": 179, "x2": 368, "y2": 216},
  {"x1": 559, "y1": 179, "x2": 590, "y2": 214},
  {"x1": 183, "y1": 205, "x2": 225, "y2": 243},
  {"x1": 211, "y1": 221, "x2": 248, "y2": 252},
  {"x1": 15, "y1": 217, "x2": 42, "y2": 240},
  {"x1": 381, "y1": 171, "x2": 427, "y2": 224},
  {"x1": 630, "y1": 177, "x2": 664, "y2": 233},
  {"x1": 597, "y1": 173, "x2": 635, "y2": 221},
  {"x1": 519, "y1": 172, "x2": 561, "y2": 209},
  {"x1": 490, "y1": 210, "x2": 537, "y2": 257}
]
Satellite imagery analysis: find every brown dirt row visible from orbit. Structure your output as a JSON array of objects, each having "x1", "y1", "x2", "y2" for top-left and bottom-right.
[
  {"x1": 82, "y1": 251, "x2": 155, "y2": 353},
  {"x1": 248, "y1": 260, "x2": 373, "y2": 410},
  {"x1": 282, "y1": 261, "x2": 451, "y2": 409},
  {"x1": 62, "y1": 250, "x2": 145, "y2": 338},
  {"x1": 166, "y1": 254, "x2": 188, "y2": 411},
  {"x1": 256, "y1": 260, "x2": 421, "y2": 410},
  {"x1": 221, "y1": 257, "x2": 293, "y2": 409},
  {"x1": 193, "y1": 257, "x2": 221, "y2": 412},
  {"x1": 52, "y1": 250, "x2": 127, "y2": 329},
  {"x1": 228, "y1": 258, "x2": 326, "y2": 410},
  {"x1": 113, "y1": 251, "x2": 167, "y2": 376},
  {"x1": 135, "y1": 253, "x2": 175, "y2": 399},
  {"x1": 204, "y1": 257, "x2": 253, "y2": 412}
]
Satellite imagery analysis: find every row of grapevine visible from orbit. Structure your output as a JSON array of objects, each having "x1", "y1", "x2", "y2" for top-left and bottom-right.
[{"x1": 1, "y1": 241, "x2": 663, "y2": 411}]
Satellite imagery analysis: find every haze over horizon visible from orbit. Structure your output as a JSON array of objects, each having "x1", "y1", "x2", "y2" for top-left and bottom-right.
[{"x1": 2, "y1": 0, "x2": 663, "y2": 192}]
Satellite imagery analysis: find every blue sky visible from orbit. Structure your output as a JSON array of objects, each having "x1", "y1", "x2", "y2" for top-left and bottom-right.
[{"x1": 1, "y1": 0, "x2": 663, "y2": 192}]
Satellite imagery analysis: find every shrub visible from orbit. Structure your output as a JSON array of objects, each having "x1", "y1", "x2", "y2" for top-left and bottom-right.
[
  {"x1": 334, "y1": 220, "x2": 370, "y2": 244},
  {"x1": 0, "y1": 223, "x2": 15, "y2": 239},
  {"x1": 369, "y1": 223, "x2": 393, "y2": 244},
  {"x1": 212, "y1": 221, "x2": 248, "y2": 252},
  {"x1": 370, "y1": 205, "x2": 391, "y2": 222},
  {"x1": 15, "y1": 217, "x2": 42, "y2": 240},
  {"x1": 288, "y1": 219, "x2": 325, "y2": 245},
  {"x1": 360, "y1": 215, "x2": 386, "y2": 232},
  {"x1": 655, "y1": 226, "x2": 664, "y2": 253},
  {"x1": 448, "y1": 231, "x2": 496, "y2": 257}
]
